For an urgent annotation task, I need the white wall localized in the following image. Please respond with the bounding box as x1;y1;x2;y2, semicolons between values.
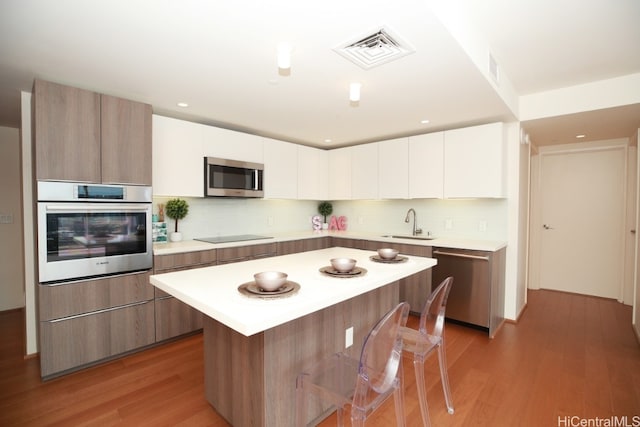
505;122;530;321
634;129;640;338
21;91;38;355
0;125;24;311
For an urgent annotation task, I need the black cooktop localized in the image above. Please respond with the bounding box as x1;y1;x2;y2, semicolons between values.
195;234;273;244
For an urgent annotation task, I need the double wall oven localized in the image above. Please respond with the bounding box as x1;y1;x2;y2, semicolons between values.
37;181;153;283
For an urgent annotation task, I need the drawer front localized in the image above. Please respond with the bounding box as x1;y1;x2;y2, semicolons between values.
39;271;153;321
154;249;217;272
277;237;331;256
39;300;155;378
217;242;277;264
155;296;203;342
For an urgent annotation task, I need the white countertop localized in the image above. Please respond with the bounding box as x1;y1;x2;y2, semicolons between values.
150;247;436;336
153;230;506;255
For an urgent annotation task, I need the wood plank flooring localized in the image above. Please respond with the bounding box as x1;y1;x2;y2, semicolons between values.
1;290;638;426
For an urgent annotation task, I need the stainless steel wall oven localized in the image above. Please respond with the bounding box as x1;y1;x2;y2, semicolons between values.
37;181;153;283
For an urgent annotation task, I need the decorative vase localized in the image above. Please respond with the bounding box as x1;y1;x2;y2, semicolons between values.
170;232;183;242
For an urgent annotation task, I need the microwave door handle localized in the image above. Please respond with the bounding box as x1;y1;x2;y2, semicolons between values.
253;170;258;190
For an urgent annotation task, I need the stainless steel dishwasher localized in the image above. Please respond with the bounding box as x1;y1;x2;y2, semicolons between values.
432;247;492;332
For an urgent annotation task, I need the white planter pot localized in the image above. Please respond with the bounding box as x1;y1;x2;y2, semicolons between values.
170;232;183;242
322;223;329;230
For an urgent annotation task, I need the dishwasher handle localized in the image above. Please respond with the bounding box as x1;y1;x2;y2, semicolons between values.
433;250;489;261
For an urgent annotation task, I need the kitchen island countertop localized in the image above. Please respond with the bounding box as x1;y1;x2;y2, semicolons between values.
150;246;436;336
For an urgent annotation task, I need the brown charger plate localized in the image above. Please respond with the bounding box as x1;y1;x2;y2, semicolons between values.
369;255;409;264
319;266;368;278
238;281;300;299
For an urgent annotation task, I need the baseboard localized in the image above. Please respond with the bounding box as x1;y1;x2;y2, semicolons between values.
504;301;528;325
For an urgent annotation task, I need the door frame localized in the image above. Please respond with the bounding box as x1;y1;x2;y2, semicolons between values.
528;138;632;303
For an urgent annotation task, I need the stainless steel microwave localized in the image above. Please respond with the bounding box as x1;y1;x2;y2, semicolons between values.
204;157;264;197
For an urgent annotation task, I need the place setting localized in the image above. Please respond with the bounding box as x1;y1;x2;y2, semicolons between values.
319;257;367;278
369;248;409;264
238;271;300;299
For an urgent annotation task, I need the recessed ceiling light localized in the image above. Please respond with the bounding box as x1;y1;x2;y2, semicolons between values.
349;83;361;102
324;139;332;143
277;42;291;70
576;134;586;138
420;119;430;124
177;102;189;108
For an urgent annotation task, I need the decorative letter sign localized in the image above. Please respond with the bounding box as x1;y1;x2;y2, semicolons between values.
312;215;322;231
328;215;348;231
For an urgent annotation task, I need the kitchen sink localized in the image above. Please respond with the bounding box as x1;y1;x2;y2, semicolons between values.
381;235;436;241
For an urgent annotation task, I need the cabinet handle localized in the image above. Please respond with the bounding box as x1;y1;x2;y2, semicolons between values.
45;300;152;323
433;250;489;261
219;256;248;263
252;253;275;259
40;269;151;287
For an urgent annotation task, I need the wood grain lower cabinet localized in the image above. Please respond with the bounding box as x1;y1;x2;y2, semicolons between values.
40;300;154;379
154;249;217;271
153;250;217;342
38;271;155;379
276;237;331;255
333;237;432;314
154;295;204;342
217;242;277;264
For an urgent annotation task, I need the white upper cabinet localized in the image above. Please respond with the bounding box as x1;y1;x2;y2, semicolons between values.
298;145;328;200
378;137;408;199
152;115;204;197
328;147;352;200
263;137;298;199
201;125;264;164
443;122;506;198
409;132;444;199
351;143;378;199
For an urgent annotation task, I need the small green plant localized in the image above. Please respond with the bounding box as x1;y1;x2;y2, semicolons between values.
165;198;189;232
318;201;333;223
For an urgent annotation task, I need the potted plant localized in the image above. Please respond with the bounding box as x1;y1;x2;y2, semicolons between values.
165;198;189;242
318;201;333;230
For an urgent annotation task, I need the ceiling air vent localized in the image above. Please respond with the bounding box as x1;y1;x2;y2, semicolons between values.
334;27;415;70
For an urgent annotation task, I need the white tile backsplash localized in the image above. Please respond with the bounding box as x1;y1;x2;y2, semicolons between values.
153;197;508;241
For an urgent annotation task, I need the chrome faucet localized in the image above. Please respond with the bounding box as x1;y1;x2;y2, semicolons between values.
404;208;422;236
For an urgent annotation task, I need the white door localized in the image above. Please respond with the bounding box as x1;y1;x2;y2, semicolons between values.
539;146;626;299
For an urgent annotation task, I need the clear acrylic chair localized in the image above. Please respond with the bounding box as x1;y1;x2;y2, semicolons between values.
400;276;454;427
296;302;410;427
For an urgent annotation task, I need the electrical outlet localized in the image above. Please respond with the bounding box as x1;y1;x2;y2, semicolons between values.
479;220;487;232
267;216;274;226
445;219;453;230
345;326;354;348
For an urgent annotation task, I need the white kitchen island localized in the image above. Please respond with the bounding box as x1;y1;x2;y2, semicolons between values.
150;247;436;426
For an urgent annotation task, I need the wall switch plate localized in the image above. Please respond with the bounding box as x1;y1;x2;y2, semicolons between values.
345;326;354;348
445;219;453;230
479;220;487;232
267;216;274;226
0;214;13;224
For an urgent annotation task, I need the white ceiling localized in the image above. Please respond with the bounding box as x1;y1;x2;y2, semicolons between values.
0;0;639;148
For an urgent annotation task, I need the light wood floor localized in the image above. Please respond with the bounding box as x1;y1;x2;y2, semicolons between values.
1;290;638;426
